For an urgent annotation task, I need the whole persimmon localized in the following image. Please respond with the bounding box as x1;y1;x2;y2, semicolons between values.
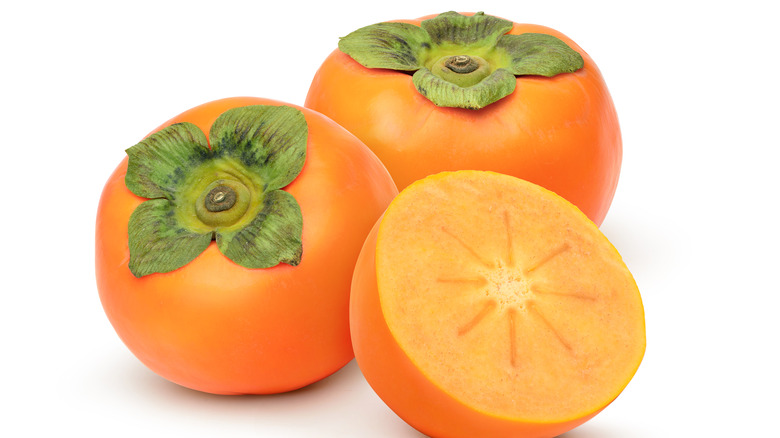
95;97;397;394
350;171;645;438
306;11;621;225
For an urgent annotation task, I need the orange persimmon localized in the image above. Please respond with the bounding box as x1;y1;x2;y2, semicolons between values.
95;97;397;394
306;11;621;225
350;171;645;437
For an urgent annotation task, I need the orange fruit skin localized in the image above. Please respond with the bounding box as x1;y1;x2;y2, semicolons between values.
96;97;398;394
351;222;601;438
305;14;621;226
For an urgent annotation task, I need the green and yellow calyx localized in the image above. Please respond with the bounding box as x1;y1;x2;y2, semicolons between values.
338;11;584;109
124;105;307;278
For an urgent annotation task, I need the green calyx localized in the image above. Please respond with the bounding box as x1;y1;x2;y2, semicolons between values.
124;105;307;278
338;11;584;109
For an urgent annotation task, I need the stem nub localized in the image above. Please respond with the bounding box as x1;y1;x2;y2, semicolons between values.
429;54;491;88
195;179;252;228
205;185;237;212
445;55;479;74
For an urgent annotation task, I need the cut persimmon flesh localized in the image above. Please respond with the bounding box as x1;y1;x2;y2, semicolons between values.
350;171;645;438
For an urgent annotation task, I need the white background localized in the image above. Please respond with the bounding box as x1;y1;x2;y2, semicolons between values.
2;0;778;436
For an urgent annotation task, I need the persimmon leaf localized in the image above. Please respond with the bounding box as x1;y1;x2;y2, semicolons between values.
127;199;213;277
209;105;307;191
413;68;516;109
125;122;210;199
217;190;303;269
498;33;584;77
338;22;431;71
420;11;513;48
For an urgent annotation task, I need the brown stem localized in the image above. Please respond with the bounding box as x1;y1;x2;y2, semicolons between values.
205;185;237;212
445;55;479;74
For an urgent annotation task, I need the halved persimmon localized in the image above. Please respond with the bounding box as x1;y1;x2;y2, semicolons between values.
350;170;645;437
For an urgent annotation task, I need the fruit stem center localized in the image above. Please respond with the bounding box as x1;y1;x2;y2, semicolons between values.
194;179;253;229
205;185;237;212
445;55;479;74
429;54;491;88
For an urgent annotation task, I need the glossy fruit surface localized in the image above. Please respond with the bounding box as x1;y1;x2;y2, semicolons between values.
96;97;397;394
350;170;645;437
306;12;621;225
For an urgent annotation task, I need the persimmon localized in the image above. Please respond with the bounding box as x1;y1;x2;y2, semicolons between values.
350;171;645;437
95;97;397;394
306;11;621;225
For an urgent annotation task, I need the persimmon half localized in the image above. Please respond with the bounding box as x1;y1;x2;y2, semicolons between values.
95;97;397;394
350;171;645;437
306;11;622;225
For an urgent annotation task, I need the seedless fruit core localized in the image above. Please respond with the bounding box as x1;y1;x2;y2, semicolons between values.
481;266;533;309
